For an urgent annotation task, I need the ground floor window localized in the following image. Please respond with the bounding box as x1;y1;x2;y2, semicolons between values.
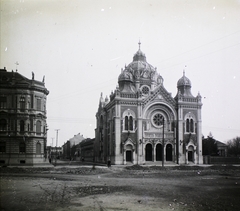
0;119;7;131
0;142;6;153
19;142;26;153
36;142;41;154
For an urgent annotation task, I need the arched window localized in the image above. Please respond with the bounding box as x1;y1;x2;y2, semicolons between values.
190;119;194;133
186;119;190;132
36;142;41;154
0;119;7;131
129;116;133;130
19;142;26;153
20;96;25;111
112;118;115;132
124;116;134;131
0;96;7;108
145;143;153;161
124;116;128;130
123;110;135;132
20;120;25;133
37;98;41;111
36;120;41;135
186;118;194;133
0;142;6;153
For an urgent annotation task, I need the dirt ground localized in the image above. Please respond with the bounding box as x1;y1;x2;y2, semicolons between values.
1;165;240;211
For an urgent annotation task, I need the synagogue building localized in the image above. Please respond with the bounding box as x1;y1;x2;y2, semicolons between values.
95;43;203;165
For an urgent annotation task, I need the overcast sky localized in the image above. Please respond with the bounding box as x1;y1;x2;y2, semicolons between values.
1;0;240;146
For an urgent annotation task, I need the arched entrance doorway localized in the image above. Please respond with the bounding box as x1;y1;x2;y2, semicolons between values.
166;144;172;161
126;151;132;162
145;143;152;161
126;144;133;162
188;146;194;162
156;144;162;161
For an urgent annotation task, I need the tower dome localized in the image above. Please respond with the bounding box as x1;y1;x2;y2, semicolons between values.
118;69;133;82
176;71;193;97
177;71;191;87
133;47;146;62
118;42;162;86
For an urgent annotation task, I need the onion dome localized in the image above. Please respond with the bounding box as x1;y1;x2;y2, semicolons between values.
118;69;133;82
177;71;191;87
118;42;162;85
176;71;193;97
133;47;146;62
118;69;136;93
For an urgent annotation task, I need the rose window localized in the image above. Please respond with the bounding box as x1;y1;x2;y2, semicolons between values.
152;113;164;127
142;86;149;95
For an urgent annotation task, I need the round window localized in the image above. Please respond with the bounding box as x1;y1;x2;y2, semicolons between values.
152;113;164;127
141;86;149;95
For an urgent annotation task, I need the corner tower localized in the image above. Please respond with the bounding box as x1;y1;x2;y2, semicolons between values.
175;71;203;164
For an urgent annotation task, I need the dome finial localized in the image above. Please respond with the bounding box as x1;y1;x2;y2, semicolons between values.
138;40;141;50
183;65;187;76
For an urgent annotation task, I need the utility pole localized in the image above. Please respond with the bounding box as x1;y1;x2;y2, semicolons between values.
55;129;60;166
51;138;54;147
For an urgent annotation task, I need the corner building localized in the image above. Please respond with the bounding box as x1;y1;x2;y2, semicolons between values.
95;44;203;165
0;68;49;165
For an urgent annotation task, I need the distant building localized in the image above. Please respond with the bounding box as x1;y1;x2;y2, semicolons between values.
0;67;49;165
202;133;228;157
215;141;228;157
80;138;95;162
95;43;203;165
46;146;63;161
62;133;85;159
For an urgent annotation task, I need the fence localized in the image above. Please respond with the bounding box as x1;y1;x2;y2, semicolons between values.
203;156;240;164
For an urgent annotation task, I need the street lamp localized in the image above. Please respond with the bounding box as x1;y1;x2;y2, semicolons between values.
161;117;165;167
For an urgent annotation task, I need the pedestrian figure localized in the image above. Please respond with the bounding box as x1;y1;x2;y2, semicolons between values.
107;158;111;167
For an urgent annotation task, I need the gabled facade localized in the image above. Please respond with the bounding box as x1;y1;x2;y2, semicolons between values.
0;67;49;165
95;44;203;165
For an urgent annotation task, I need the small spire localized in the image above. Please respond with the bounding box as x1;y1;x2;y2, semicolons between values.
138;40;141;50
183;65;187;76
15;61;19;71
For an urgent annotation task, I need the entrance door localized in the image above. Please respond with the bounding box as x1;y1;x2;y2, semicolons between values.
145;143;152;161
156;144;162;161
188;151;193;162
166;144;172;161
126;150;132;162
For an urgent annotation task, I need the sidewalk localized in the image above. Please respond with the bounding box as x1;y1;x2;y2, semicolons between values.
3;159;239;168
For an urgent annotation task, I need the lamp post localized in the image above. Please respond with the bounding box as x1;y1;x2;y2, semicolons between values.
162;118;165;167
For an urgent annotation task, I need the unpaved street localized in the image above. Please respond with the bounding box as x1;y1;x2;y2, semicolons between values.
1;165;240;211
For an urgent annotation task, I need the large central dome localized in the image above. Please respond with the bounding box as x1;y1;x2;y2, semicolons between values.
118;42;163;85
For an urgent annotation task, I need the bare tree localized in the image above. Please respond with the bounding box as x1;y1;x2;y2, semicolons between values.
202;132;218;156
227;137;240;157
